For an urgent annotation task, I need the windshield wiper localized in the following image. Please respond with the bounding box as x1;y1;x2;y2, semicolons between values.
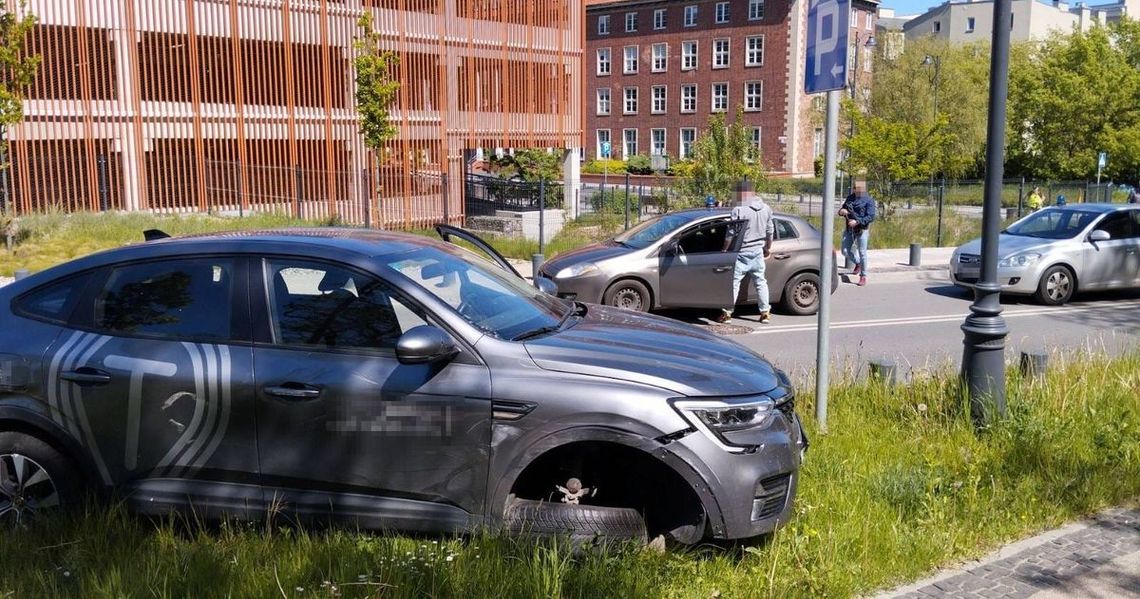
511;302;585;342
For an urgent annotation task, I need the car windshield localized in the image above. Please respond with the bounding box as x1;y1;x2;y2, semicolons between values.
1004;208;1101;239
384;245;571;341
613;212;705;249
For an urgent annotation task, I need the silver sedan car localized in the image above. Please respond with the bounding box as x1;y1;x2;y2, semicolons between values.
537;208;838;315
950;204;1140;305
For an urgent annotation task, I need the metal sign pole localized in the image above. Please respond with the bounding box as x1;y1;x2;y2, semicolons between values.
815;90;840;433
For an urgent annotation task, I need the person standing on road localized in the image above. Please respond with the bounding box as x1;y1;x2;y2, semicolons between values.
1027;186;1044;211
838;180;877;287
1128;184;1140;204
717;178;774;324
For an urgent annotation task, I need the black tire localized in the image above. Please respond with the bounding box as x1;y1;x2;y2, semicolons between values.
0;432;83;527
782;272;821;316
603;279;651;312
504;497;648;543
1035;265;1075;306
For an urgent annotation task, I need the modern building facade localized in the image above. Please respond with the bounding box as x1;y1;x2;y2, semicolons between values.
902;0;1131;44
8;0;583;228
585;0;878;177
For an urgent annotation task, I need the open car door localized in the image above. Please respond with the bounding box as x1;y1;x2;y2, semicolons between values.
435;224;524;279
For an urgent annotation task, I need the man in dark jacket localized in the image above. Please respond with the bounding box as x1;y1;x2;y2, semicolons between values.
839;180;876;286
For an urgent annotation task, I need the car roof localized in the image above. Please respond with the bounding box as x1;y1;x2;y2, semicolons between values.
143;227;436;258
1055;203;1136;213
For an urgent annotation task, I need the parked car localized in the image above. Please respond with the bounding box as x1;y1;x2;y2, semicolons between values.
950;204;1140;305
537;208;839;316
0;227;806;544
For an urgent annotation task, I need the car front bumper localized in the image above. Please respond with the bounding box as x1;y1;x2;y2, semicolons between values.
948;260;1044;295
538;269;611;304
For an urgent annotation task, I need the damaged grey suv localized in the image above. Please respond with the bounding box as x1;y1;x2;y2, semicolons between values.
0;227;806;543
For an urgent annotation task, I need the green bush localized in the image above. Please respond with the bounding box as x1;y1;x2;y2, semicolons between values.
582;159;626;175
589;188;640;215
625;154;654;175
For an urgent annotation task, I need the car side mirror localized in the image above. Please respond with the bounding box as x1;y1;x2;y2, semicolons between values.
534;277;558;296
661;239;679;255
396;326;459;365
1089;229;1111;242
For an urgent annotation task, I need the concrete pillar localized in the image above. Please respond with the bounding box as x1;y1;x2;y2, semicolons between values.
113;28;142;211
563;148;581;219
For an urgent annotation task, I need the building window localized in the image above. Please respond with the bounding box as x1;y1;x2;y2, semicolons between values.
624;87;638;114
863;47;872;72
652;43;668;72
651;129;666;156
712;82;728;112
682;41;698;70
813;127;824;157
681;84;696;113
933;20;941;33
750;128;762;158
749;0;764;20
966;17;975;32
623;128;638;159
746;36;764;66
652;85;666;113
745;81;762;111
1010;13;1015;29
713;39;730;68
680;128;696;159
598;14;610;35
597;48;611;75
866;12;873;29
715;2;729;23
851;8;857;27
684;5;698;27
596;88;611;115
654;8;666;29
625;11;638;32
624;46;639;74
597;129;611;159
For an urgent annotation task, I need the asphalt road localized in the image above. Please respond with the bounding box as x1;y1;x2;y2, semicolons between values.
671;271;1140;382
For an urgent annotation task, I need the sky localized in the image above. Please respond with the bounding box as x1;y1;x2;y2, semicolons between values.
880;0;947;16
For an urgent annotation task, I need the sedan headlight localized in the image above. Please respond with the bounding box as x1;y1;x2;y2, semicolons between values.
674;396;778;453
555;262;600;279
998;252;1042;268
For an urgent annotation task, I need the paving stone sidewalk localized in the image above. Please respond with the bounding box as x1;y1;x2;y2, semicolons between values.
879;508;1140;598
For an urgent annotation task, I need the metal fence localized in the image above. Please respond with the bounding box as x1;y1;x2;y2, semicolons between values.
465;174;562;217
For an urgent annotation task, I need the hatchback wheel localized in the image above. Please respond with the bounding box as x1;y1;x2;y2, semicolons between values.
0;432;82;527
604;280;651;312
783;272;821;316
1035;265;1075;306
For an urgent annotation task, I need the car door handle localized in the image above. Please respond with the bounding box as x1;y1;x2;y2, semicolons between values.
264;384;322;401
60;368;112;386
713;266;732;273
773;253;791;260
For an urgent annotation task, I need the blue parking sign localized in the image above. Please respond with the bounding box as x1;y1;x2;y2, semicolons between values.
601;141;612;158
806;0;850;94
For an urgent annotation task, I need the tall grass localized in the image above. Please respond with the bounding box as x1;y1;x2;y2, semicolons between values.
2;353;1138;598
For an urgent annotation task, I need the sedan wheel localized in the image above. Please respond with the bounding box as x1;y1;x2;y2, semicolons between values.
1036;265;1075;306
604;280;651;312
0;433;80;527
783;272;821;316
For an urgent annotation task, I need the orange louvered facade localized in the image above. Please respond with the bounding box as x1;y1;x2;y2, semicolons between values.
6;0;583;228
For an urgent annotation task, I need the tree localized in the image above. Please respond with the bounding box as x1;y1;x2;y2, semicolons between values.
842;102;950;212
353;13;401;153
674;106;766;206
0;3;40;216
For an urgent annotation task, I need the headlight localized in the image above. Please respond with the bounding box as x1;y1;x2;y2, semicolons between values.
673;396;778;452
998;253;1042;268
555;262;600;278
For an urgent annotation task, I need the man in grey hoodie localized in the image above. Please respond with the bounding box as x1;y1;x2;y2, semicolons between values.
717;178;774;323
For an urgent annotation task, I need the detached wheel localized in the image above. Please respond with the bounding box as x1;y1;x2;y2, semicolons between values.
783;272;821;316
0;432;82;527
1035;265;1075;306
604;279;651;312
504;497;648;543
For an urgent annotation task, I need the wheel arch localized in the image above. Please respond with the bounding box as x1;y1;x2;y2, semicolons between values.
0;405;101;494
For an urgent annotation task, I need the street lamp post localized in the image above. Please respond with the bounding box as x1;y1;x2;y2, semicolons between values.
922;54;942;239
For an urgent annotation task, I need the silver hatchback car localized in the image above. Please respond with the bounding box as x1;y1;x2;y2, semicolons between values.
950;204;1140;305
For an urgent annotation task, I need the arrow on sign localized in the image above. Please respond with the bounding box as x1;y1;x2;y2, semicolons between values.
831;64;844;77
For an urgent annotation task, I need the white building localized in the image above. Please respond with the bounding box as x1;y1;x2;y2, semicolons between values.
902;0;1133;44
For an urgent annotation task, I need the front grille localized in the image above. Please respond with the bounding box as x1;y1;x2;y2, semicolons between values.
751;473;791;521
958;253;981;264
957;276;980;284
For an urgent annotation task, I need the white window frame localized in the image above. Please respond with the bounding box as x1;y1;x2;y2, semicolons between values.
596;88;611;115
684;5;698;27
625;11;638;32
681;40;698;70
713;38;730;69
749;0;764;21
624;45;639;74
750;127;762;158
863;47;872;72
651;85;667;114
651;128;667;156
745;81;763;111
680;128;696;159
712;82;728;112
681;84;697;113
624;87;638;114
596;48;611;76
654;8;666;30
623;128;638;159
596;129;611;159
598;14;610;35
866;11;873;29
813;127;824;157
746;35;764;67
715;2;730;23
652;43;668;72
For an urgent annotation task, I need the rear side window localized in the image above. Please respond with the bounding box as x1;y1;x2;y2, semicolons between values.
93;259;235;341
774;219;798;240
14;273;91;324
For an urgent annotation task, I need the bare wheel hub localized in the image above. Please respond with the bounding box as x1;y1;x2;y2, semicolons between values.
0;453;60;526
614;288;642;310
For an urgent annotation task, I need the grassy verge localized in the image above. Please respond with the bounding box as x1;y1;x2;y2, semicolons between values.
796;207;1016;249
2;353;1138;598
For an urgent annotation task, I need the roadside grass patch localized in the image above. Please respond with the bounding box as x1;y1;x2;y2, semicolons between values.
1;353;1137;598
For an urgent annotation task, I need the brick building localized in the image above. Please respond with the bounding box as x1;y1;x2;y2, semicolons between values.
585;0;877;176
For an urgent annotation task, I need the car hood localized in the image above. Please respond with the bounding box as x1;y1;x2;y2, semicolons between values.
523;305;780;397
957;233;1062;258
542;242;635;276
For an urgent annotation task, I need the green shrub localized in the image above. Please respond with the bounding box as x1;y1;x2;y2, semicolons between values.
625;154;653;175
582;159;626;175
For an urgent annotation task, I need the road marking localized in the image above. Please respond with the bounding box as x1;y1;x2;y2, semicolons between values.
745;300;1140;335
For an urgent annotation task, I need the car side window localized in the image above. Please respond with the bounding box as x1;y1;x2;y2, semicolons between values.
14;273;92;324
266;259;427;351
1095;212;1135;239
774;219;798;240
93;259;234;341
677;222;730;254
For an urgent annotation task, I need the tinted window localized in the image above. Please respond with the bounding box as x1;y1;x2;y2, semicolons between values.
14;273;90;323
678;222;729;254
267;260;427;351
774;219;798;240
1006;209;1099;239
94;259;234;340
1095;212;1138;239
613;212;704;249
